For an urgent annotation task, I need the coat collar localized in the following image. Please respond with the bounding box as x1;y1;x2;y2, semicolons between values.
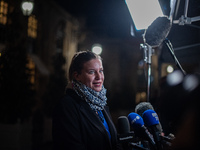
66;88;110;135
66;88;117;147
79;102;110;136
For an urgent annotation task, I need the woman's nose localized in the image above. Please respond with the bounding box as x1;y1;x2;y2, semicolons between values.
95;72;101;79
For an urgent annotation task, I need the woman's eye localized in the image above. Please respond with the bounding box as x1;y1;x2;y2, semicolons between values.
100;70;104;73
89;70;95;74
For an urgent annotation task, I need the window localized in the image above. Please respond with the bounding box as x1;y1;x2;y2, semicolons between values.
26;56;36;88
0;0;8;25
28;15;37;38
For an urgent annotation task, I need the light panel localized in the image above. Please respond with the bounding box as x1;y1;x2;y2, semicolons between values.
125;0;163;30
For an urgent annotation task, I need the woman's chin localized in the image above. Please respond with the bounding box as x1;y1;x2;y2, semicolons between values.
93;87;102;92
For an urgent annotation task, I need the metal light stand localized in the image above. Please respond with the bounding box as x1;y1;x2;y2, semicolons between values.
173;0;200;27
140;44;154;102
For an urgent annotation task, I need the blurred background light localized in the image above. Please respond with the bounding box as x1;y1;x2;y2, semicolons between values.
183;75;199;92
125;0;163;30
21;0;34;16
167;70;184;86
167;65;174;73
92;44;102;55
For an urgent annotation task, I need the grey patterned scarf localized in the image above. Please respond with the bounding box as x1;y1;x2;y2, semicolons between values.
72;80;107;111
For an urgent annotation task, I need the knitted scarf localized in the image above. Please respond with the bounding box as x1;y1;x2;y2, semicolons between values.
72;80;107;111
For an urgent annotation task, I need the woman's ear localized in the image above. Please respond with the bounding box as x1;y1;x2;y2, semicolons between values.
73;72;80;81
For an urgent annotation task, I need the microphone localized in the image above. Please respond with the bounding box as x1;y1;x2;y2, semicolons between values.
135;102;163;134
128;112;156;149
117;116;135;143
143;16;172;48
142;110;159;127
143;110;162;150
118;116;130;134
135;103;175;150
143;110;174;149
135;102;154;117
117;116;140;150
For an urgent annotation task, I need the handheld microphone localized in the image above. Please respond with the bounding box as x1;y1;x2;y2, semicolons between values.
117;116;139;150
142;110;159;127
117;116;135;143
143;110;174;149
135;102;175;149
135;102;163;133
128;112;156;149
143;110;162;150
118;116;130;134
143;16;172;48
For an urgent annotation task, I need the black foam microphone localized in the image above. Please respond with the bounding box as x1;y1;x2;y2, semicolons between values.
143;16;172;47
118;116;130;134
117;116;135;143
117;116;136;150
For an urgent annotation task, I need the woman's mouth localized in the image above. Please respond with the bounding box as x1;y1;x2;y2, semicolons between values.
93;82;102;87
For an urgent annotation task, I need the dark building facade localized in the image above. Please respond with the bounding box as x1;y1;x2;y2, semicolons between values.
0;0;81;149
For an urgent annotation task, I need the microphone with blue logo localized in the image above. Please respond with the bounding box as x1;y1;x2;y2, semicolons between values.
128;112;156;150
143;110;174;150
143;110;162;150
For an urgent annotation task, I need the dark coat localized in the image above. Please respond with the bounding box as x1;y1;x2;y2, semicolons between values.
52;88;122;150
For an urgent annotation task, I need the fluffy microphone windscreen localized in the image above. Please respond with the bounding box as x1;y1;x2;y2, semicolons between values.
143;16;172;47
135;102;163;133
135;102;154;117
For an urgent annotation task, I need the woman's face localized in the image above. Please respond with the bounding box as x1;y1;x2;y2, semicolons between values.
74;58;104;92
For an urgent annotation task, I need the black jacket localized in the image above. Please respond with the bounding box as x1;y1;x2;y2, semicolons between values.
52;88;122;150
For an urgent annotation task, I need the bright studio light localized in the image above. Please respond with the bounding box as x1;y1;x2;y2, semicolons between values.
125;0;163;30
